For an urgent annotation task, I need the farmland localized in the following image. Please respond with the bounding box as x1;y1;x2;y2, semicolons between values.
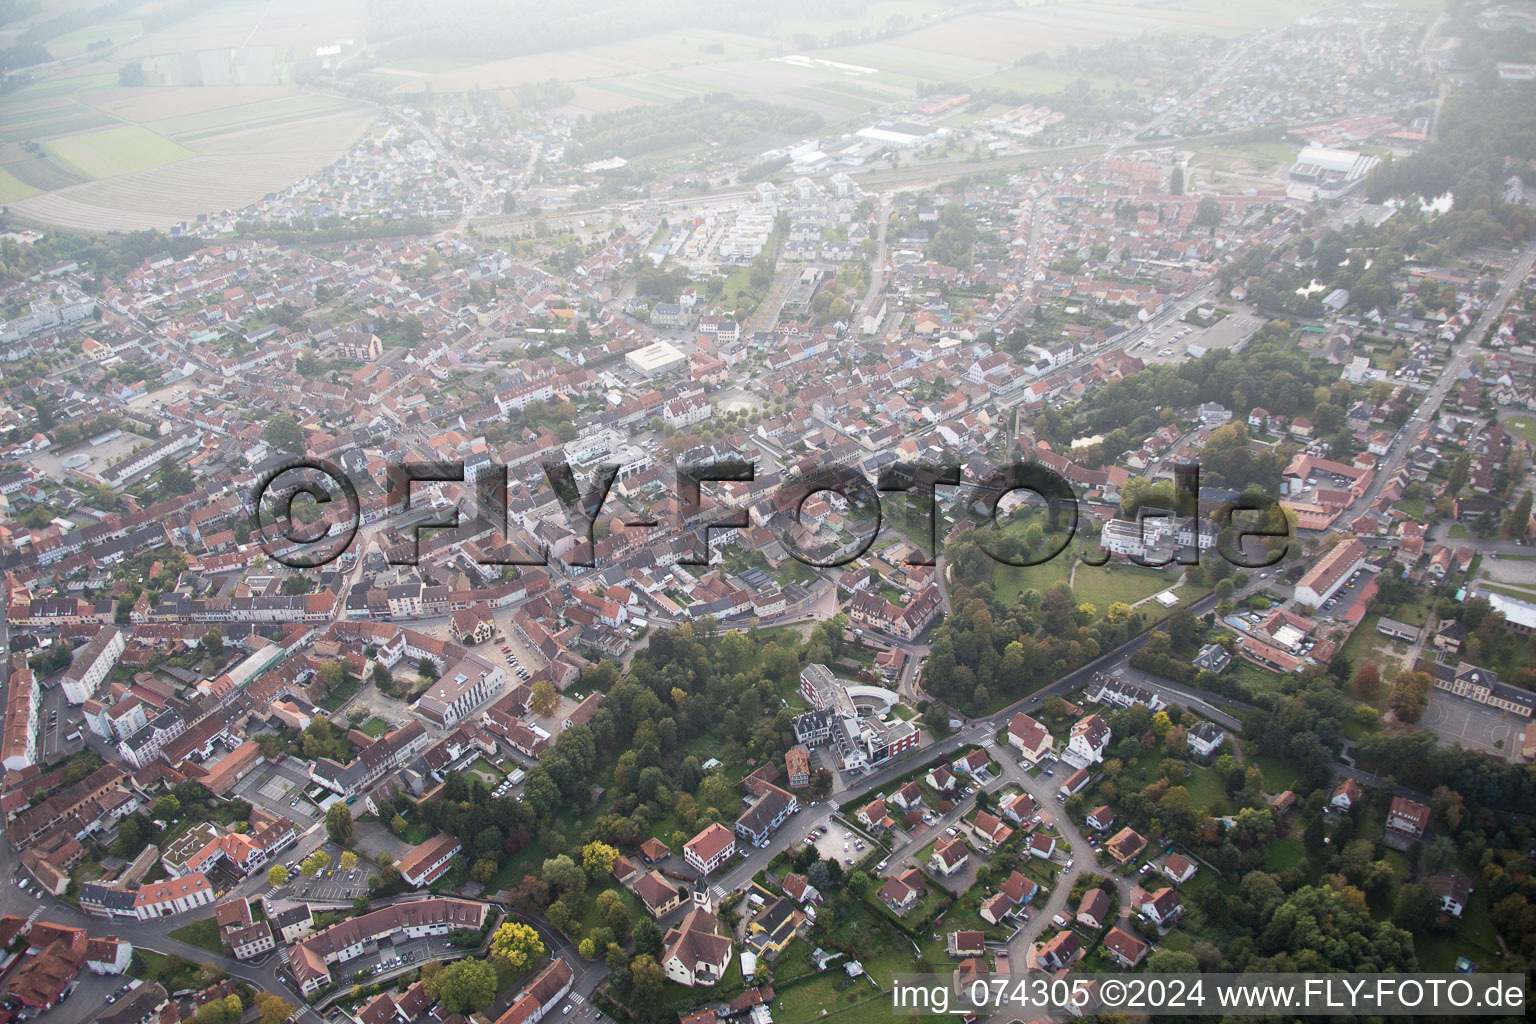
45;126;194;181
387;0;1333;122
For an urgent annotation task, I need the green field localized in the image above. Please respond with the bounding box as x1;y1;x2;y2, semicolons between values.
44;125;194;180
168;915;224;955
45;19;143;57
3;156;89;191
1263;836;1306;872
1504;416;1536;445
1070;561;1179;611
0;166;40;203
359;717;391;738
1250;753;1300;794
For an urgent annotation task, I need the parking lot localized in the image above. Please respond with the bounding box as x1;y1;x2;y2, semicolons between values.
1421;691;1519;759
233;756;320;821
291;864;371;903
338;933;465;984
808;821;883;869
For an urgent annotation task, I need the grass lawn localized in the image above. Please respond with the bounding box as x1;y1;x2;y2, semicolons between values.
1504;415;1536;445
1264;837;1306;872
401;819;435;845
1070;561;1177;611
1182;765;1230;816
991;555;1070;607
1415;889;1503;970
1448;525;1469;539
359;717;390;738
470;756;505;783
168;915;224;955
1340;611;1391;670
1225;659;1289;697
772;975;891;1023
321;674;363;711
1250;753;1300;794
129;949;210;990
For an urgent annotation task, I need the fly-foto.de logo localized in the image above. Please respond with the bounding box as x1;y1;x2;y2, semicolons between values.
247;456;1289;571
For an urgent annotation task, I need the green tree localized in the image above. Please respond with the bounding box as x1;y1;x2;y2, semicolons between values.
267;864;290;887
530;679;559;716
1195;195;1222;228
326;802;355;844
263;413;306;455
630;954;666;1012
254;993;294;1024
1503;490;1533;539
437;958;497;1013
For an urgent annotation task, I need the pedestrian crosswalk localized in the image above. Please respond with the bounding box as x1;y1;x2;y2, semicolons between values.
708;885;727;903
277;948;290;965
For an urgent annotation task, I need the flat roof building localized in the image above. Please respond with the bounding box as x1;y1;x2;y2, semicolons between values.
626;340;687;378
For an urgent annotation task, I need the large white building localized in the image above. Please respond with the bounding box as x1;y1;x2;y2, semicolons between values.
625;340;687;378
412;655;505;728
1294;539;1366;608
61;627;125;704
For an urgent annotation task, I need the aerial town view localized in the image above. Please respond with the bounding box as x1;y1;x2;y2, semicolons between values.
0;0;1534;1022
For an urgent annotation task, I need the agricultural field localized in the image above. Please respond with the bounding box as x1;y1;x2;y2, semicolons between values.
1;75;375;231
388;29;774;96
45;125;194;180
0;166;40;203
389;0;1330;122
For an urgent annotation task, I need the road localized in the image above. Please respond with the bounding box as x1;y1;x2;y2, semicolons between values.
858;194;893;324
1345;240;1536;519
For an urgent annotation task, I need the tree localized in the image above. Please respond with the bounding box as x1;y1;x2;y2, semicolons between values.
254;993;294;1024
471;858;498;884
541;854;585;896
1503;490;1533;539
390;813;409;837
263;413;306;455
582;841;619;878
490;921;545;974
1170;166;1185;195
1445;453;1470;496
203;629;224;658
119;60;146;86
112;816;145;858
1392;882;1440;933
1147;949;1199;973
267;864;290;888
151;794;180;820
633;917;663;958
630;954;666;1012
530;680;559;717
340;850;359;871
1388;669;1432;723
1352;663;1383;701
326;802;355;844
1195;195;1222;228
437;958;498;1013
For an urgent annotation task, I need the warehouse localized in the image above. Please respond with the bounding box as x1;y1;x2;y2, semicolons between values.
626;340;687;378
